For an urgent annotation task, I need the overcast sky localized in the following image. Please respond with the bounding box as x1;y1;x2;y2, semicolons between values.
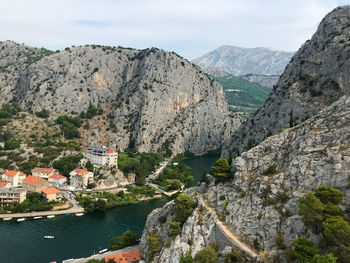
0;0;349;59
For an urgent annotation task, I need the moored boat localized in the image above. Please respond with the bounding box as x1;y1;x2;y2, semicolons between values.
47;215;55;218
17;218;25;222
3;218;12;221
75;213;84;216
44;235;54;239
34;216;42;219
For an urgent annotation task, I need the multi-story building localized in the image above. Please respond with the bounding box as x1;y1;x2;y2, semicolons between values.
31;168;56;179
0;188;27;206
41;188;63;202
85;146;118;167
69;169;94;190
22;176;49;193
48;174;67;186
0;182;11;188
1;170;26;187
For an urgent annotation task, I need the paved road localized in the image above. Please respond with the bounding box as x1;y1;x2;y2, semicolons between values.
71;245;140;263
198;196;262;261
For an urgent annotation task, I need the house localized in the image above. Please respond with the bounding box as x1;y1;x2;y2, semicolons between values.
69;169;94;189
41;188;62;202
86;146;118;167
48;174;67;186
31;168;56;179
1;170;26;187
0;182;11;188
22;175;49;193
0;188;27;206
104;249;142;263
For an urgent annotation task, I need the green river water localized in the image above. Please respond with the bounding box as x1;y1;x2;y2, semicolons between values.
0;154;219;263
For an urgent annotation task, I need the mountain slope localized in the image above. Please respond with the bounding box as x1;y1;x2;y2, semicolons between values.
0;41;243;154
192;46;294;76
223;5;350;155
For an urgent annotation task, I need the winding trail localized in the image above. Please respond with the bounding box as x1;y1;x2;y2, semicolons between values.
198;195;263;261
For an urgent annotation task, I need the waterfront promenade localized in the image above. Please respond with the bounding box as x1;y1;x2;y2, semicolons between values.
0;206;84;219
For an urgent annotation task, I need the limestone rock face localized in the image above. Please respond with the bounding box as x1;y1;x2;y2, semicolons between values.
223;6;350;154
0;41;242;154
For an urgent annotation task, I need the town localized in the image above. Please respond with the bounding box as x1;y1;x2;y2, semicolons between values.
0;144;181;221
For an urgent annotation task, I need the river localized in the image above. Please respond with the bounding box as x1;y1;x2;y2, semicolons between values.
0;154;219;263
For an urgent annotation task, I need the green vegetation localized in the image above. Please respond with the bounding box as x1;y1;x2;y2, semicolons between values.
53;154;83;177
35;109;50;119
224;249;242;263
126;185;156;198
180;251;194;263
169;221;182;237
174;194;195;224
118;151;164;178
76;191;138;212
148;235;162;253
2;192;56;213
80;104;103;119
214;75;270;117
109;230;139;251
194;246;218;263
211;158;231;180
297;186;350;261
153;163;193;191
56;115;81;139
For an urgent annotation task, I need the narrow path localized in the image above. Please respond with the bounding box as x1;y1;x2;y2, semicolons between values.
198;196;262;261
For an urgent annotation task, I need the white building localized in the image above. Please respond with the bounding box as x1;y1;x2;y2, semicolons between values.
85;146;118;167
1;170;26;187
48;174;67;186
69;169;94;189
31;168;56;179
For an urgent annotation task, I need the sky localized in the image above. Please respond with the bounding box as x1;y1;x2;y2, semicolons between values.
0;0;349;60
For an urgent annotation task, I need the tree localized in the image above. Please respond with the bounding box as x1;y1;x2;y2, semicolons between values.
315;186;343;205
194;246;217;263
136;176;146;186
224;249;242;263
35;109;50;119
211;158;231;180
148;235;162;253
109;230;140;251
200;169;210;185
299;192;325;231
292;237;320;263
174;194;195;224
95;199;107;211
168;179;182;190
323;216;350;251
85;160;94;172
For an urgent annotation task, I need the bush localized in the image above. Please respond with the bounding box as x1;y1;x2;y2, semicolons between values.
211;158;231;180
224;249;242;263
315;186;343;205
194;246;218;263
180;251;193;263
148;235;162;253
299;192;324;230
169;221;182;237
310;253;336;263
174;194;195;224
323;216;350;250
292;237;320;263
109;230;139;251
35;109;50;118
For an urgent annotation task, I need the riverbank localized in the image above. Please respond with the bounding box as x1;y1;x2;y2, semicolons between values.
0;207;84;219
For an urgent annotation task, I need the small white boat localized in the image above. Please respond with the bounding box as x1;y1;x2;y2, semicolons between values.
99;248;108;254
47;215;55;219
75;213;84;216
3;218;12;221
17;218;25;222
34;216;42;220
44;235;54;239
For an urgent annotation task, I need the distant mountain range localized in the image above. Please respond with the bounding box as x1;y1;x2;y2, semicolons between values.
192;45;294;76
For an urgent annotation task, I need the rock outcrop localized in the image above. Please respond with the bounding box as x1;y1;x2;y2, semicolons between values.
223;6;350;154
0;41;243;154
241;74;279;89
192;46;293;76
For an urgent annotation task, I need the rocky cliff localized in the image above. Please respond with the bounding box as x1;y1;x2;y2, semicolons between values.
141;95;350;262
192;46;293;76
0;41;242;154
241;74;279;89
223;6;350;154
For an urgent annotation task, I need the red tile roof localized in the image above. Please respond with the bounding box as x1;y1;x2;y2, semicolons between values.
0;182;9;187
4;170;19;177
106;148;117;154
19;172;26;177
49;174;66;180
42;188;61;195
105;249;141;263
23;175;43;185
73;169;90;175
32;168;54;174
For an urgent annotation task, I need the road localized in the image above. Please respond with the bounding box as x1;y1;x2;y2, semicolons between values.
198;196;262;261
71;245;140;263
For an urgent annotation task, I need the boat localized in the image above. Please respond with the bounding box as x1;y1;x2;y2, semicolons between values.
99;248;108;254
17;218;25;222
47;215;55;219
3;217;12;221
44;235;55;239
75;213;84;216
34;216;42;219
62;259;74;263
65;213;71;216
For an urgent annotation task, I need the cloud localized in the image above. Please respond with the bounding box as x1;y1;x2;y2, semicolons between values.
0;0;347;59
